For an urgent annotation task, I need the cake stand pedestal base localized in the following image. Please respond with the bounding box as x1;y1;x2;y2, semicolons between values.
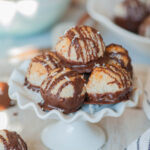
41;120;106;150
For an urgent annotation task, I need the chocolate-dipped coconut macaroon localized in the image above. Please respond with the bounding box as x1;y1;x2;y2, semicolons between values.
40;68;86;114
105;44;133;76
25;51;61;92
139;0;150;13
0;130;28;150
55;25;105;73
114;0;147;33
0;82;14;111
86;64;133;104
138;15;150;37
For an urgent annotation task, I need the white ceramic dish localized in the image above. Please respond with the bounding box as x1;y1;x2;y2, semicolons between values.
8;60;141;124
8;60;141;150
87;0;150;54
0;0;70;36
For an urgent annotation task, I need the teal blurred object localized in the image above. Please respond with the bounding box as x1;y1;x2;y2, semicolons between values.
0;0;70;37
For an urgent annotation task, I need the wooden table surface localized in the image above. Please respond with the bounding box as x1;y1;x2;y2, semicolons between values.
0;62;150;150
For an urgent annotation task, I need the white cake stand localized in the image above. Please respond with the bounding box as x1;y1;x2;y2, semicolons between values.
8;61;141;150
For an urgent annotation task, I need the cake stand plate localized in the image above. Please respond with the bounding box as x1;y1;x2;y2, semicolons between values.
41;121;105;150
8;60;141;150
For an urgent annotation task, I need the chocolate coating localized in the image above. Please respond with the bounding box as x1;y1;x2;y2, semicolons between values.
24;78;40;92
56;25;105;73
25;51;61;91
105;44;133;76
40;68;86;114
60;57;106;73
0;130;27;150
114;0;147;33
0;82;14;111
86;64;133;104
86;88;132;104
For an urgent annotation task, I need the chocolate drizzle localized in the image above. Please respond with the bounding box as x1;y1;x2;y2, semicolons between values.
40;68;85;114
0;130;27;150
56;26;105;65
24;78;40;92
0;134;7;149
43;68;78;92
105;44;133;76
102;65;131;88
86;64;133;104
24;51;60;92
31;51;60;72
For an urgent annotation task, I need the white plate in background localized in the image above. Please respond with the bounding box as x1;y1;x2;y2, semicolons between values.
87;0;150;54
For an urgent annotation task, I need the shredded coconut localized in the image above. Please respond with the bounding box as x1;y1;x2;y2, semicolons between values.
64;76;70;81
51;71;57;76
94;63;100;68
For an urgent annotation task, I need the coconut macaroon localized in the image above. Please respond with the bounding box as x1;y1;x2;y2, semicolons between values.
86;64;133;104
0;130;27;150
40;68;86;114
105;44;132;75
55;25;105;73
25;51;61;92
114;0;147;33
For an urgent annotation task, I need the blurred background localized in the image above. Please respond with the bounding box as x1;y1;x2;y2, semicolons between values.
0;0;150;72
